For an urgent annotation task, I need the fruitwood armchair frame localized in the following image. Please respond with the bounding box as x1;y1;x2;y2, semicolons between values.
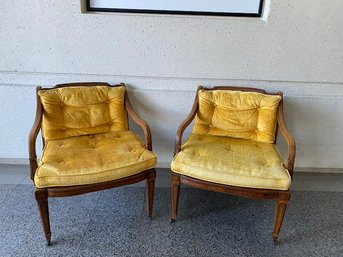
171;86;295;241
29;82;156;245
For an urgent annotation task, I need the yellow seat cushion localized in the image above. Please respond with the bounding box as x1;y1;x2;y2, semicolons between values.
34;131;157;188
193;90;282;143
38;85;128;141
171;133;291;190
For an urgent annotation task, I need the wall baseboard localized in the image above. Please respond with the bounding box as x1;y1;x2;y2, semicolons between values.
1;158;343;174
294;167;343;173
0;158;29;165
0;158;171;168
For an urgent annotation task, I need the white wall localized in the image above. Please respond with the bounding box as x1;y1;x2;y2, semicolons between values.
0;0;342;170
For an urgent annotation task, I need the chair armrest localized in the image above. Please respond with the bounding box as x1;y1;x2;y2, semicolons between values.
124;91;152;151
174;87;201;155
28;87;43;181
277;99;296;177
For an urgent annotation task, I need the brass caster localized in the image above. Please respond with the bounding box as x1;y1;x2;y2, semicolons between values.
272;235;278;244
170;218;176;224
46;239;51;246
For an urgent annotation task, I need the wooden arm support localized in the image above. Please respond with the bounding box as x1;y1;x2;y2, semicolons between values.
277;98;296;177
124;91;153;151
174;87;202;155
28;87;43;180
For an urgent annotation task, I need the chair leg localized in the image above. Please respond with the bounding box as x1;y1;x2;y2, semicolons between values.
273;192;291;241
171;174;181;222
146;170;156;218
35;189;51;246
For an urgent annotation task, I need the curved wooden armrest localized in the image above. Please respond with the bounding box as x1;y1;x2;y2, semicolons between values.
277;99;296;177
28;87;43;180
124;91;152;151
174;87;202;155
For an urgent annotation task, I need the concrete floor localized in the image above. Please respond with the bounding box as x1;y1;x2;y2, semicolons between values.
1;164;343;192
1;164;343;257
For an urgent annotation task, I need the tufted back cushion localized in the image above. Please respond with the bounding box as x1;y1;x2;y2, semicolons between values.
192;90;282;143
38;86;128;141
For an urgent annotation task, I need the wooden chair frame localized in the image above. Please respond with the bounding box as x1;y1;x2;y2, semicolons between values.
171;86;296;241
29;82;156;245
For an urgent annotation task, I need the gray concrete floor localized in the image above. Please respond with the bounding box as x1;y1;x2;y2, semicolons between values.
1;164;343;257
1;164;343;192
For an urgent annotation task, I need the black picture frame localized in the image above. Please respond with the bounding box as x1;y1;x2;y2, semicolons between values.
86;0;264;18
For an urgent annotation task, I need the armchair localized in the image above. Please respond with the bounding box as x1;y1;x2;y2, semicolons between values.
29;82;156;245
171;86;295;241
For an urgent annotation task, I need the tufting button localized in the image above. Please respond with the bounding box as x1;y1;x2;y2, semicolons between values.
61;128;66;131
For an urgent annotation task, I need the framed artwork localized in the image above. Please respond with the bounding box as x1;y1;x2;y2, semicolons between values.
86;0;264;17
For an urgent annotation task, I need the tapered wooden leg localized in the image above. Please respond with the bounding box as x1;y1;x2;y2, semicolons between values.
171;174;181;222
146;170;156;218
35;189;51;246
273;192;291;241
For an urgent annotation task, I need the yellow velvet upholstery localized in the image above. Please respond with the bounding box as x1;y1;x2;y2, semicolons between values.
35;131;157;188
171;133;291;190
193;90;282;143
38;86;128;141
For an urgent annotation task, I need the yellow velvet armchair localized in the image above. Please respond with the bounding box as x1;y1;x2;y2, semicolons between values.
170;86;296;241
29;82;157;245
